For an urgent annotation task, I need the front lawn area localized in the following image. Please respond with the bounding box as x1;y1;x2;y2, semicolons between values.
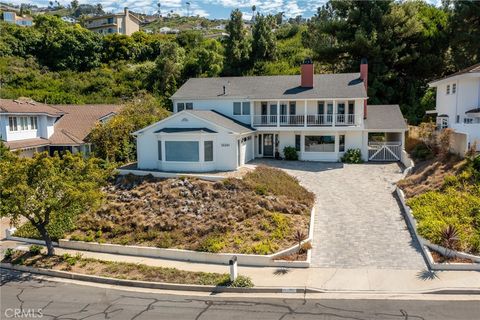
16;166;314;255
400;155;480;255
3;249;253;287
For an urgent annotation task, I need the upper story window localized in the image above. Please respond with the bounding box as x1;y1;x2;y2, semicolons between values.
446;84;450;95
8;116;37;132
452;83;456;94
107;17;114;24
289;101;296;115
348;101;355;114
233;102;250;115
3;12;15;22
177;102;193;112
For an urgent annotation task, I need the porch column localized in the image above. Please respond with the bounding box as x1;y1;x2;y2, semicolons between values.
334;132;339;154
332;100;336;127
199;134;205;162
276;100;280;127
250;101;254;126
304;100;307;127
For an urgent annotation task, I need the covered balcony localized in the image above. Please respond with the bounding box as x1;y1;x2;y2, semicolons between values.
251;100;363;128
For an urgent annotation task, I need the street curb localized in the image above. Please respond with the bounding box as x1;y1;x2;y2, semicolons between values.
0;263;315;294
2;264;480;295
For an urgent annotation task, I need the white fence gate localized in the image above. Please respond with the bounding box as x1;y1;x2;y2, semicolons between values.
368;142;402;162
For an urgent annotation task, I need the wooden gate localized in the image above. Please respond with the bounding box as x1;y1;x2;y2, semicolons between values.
368;142;401;162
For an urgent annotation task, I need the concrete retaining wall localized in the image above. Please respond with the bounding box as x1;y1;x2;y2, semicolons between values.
117;168;226;182
396;187;480;271
8;206;315;268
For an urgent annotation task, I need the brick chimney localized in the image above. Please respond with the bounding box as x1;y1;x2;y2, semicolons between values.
360;58;368;119
301;58;314;88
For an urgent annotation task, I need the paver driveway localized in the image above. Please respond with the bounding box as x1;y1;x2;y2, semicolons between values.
250;159;426;269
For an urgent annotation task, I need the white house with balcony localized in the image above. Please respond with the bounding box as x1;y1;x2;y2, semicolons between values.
1;98;122;157
133;59;408;172
428;63;480;152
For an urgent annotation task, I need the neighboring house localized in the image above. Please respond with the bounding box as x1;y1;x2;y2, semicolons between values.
134;59;408;172
61;16;77;24
0;99;122;157
2;11;33;26
428;63;480;152
159;26;179;34
84;7;140;36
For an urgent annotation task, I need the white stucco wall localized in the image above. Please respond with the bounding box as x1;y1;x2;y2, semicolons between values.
1;114;57;142
434;76;480;122
135;112;251;172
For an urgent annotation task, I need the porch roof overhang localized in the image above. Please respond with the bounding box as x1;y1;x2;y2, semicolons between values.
154;127;217;134
465;108;480;117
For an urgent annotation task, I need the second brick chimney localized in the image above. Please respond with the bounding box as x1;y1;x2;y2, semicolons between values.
360;58;368;119
301;58;314;88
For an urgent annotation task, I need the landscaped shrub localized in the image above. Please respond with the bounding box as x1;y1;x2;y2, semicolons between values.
283;146;298;160
341;149;363;163
228;275;254;288
4;248;14;260
407;188;480;254
198;235;226;253
29;245;43;255
411;143;433;161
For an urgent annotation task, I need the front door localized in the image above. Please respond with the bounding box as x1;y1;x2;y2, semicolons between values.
263;134;274;157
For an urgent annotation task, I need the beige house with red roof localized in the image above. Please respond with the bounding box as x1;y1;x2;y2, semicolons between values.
0;98;122;157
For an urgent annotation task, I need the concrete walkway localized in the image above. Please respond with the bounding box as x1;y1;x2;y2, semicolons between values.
251;160;426;269
2;240;479;293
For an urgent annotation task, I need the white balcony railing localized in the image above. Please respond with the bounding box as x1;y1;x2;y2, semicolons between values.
253;114;360;127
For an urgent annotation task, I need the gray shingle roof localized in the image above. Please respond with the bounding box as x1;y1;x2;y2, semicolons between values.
171;73;367;100
187;110;255;134
364;105;407;131
155;127;217;134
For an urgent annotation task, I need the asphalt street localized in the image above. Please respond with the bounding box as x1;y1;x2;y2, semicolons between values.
1;269;479;320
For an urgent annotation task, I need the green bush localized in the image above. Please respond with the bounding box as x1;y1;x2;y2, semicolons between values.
229;275;254;288
29;245;43;255
283;146;299;160
407;188;480;254
198;235;226;253
341;149;363;164
411;143;433;161
4;248;14;260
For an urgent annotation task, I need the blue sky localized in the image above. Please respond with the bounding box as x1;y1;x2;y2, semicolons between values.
8;0;442;19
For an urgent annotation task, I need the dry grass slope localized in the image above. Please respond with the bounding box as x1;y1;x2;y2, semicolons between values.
68;166;314;255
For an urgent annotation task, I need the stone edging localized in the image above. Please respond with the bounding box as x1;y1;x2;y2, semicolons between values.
0;263;312;294
396;187;480;271
6;206;315;268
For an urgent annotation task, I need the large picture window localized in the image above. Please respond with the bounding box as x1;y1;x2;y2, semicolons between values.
305;135;335;152
204;141;213;161
157;140;162;160
165;141;199;162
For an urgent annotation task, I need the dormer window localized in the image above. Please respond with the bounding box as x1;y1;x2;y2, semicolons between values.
8;116;38;131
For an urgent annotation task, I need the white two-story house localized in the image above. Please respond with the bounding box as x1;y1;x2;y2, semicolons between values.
1;98;121;157
134;59;408;172
428;63;480;152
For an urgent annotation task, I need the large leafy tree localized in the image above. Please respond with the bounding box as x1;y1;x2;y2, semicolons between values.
150;41;186;101
184;38;224;78
0;145;111;255
252;14;277;61
35;15;102;71
87;94;170;163
304;0;449;123
224;9;251;75
448;1;480;70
